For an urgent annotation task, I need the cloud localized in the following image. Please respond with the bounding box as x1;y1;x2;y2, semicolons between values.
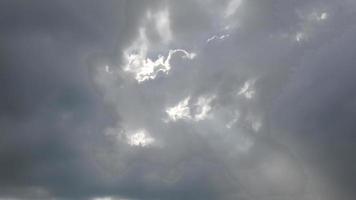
1;0;356;200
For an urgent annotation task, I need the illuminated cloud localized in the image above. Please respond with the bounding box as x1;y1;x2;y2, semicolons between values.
193;95;215;121
293;10;330;43
166;95;215;122
206;35;217;43
317;12;328;21
2;1;355;200
126;129;155;147
238;79;256;99
122;8;195;83
123;28;195;83
206;33;230;43
166;96;192;121
124;48;195;83
295;32;305;42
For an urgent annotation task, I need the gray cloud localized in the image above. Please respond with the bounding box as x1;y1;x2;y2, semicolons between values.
1;0;356;200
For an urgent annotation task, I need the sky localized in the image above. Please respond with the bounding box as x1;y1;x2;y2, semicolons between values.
1;0;356;199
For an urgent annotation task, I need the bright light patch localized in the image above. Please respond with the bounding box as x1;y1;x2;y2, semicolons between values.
294;10;328;43
295;32;304;42
166;95;215;122
125;52;170;83
311;11;328;21
124;33;196;83
219;34;230;40
319;12;328;21
238;79;256;99
127;129;155;147
206;35;217;43
206;34;230;43
123;8;195;83
166;97;191;121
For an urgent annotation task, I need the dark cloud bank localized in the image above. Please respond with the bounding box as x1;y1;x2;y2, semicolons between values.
1;0;356;200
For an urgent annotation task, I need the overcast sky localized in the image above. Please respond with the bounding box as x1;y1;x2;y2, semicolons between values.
1;0;356;199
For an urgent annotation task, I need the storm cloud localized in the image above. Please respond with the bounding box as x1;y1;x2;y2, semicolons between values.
1;0;356;199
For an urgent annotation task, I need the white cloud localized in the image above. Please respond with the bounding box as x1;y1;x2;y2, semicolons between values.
206;35;217;43
310;11;328;22
295;32;305;42
166;96;192;121
219;34;230;40
123;28;195;83
127;129;155;147
206;33;230;43
4;1;355;199
105;126;156;148
293;10;329;43
318;12;328;21
193;95;215;121
122;8;195;83
166;95;215;122
238;79;256;99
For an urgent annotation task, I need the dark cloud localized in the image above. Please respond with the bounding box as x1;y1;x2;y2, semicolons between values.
272;24;356;200
1;0;356;200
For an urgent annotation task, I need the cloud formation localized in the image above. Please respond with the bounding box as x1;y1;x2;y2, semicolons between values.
1;0;356;200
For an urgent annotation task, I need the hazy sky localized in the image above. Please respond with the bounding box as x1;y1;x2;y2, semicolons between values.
1;0;356;199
